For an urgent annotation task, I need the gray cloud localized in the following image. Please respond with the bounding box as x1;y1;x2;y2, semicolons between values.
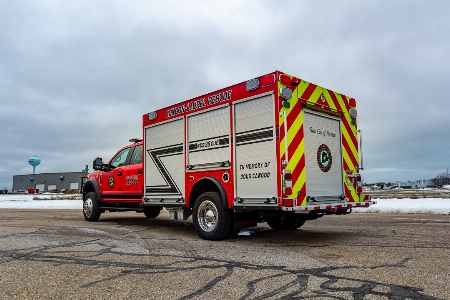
1;0;449;187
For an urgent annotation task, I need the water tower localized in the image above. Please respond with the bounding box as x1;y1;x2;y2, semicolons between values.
28;156;41;174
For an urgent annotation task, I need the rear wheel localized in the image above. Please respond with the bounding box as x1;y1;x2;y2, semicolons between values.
267;214;305;231
83;192;101;221
144;206;162;219
193;192;233;240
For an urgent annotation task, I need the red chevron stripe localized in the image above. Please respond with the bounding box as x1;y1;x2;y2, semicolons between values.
344;184;353;202
279;121;285;143
300;83;317;100
329;90;343;112
287;100;302;126
329;90;358;149
288;125;304;158
297;184;306;206
279;100;301;142
341;117;358;150
342;136;358;169
292;153;305;186
343;157;350;173
341;94;350;111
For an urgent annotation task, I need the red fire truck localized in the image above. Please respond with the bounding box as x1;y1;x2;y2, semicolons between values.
82;71;370;240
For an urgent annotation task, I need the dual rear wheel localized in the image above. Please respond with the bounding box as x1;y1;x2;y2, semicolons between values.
192;192;233;240
266;214;306;231
191;192;306;240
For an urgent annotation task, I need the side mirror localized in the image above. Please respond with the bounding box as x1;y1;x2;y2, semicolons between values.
93;157;104;171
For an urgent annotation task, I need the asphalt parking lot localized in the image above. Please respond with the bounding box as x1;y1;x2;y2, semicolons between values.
0;209;448;299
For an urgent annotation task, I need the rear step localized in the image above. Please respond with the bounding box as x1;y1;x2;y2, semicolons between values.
282;200;374;213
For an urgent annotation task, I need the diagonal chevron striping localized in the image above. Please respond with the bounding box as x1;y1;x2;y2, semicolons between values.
278;72;364;205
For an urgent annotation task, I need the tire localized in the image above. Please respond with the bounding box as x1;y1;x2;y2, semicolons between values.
192;192;233;240
144;206;162;219
83;192;101;221
267;214;305;231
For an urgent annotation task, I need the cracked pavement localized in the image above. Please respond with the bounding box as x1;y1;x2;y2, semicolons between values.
0;210;448;299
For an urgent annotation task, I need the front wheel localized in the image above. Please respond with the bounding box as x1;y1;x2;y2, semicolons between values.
192;192;233;240
83;192;101;221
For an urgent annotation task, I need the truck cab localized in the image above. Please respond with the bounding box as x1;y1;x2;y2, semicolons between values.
82;139;162;220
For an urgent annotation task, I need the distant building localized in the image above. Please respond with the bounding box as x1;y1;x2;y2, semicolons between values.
12;172;87;193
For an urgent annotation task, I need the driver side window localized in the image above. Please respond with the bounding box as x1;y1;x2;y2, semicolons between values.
110;147;131;168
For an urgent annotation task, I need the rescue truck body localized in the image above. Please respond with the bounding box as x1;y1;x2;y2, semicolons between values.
83;71;370;240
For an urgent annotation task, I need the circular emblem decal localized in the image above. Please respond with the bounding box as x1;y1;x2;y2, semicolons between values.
317;144;332;172
108;176;115;187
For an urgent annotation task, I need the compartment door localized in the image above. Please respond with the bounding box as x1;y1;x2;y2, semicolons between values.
187;106;230;169
234;94;277;205
144;118;185;204
303;110;343;200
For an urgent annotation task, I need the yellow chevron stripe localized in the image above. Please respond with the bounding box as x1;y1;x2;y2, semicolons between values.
307;86;323;104
279;80;308;128
344;175;359;202
321;89;338;111
335;93;357;137
341;127;359;163
290;168;306;200
280;110;304;158
287;139;304;172
342;148;356;171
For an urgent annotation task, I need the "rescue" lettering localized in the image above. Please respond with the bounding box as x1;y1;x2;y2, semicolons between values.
167;90;232;118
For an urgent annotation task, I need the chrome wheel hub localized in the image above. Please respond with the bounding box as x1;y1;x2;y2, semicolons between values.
83;197;94;217
197;200;218;232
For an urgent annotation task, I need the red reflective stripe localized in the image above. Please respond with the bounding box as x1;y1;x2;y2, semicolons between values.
292;154;305;185
297;184;307;206
287;100;302;127
341;116;358;150
343;158;350;173
344;184;352;201
299;83;317;100
329;90;359;150
288;125;304;159
342;136;358;169
279;100;301;143
341;94;351;111
328;90;342;112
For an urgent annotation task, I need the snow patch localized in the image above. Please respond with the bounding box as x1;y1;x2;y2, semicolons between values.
354;198;450;214
0;195;81;209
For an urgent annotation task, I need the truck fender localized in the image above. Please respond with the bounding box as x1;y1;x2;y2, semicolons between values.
83;179;100;198
189;177;228;209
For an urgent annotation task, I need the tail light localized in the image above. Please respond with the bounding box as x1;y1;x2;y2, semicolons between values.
349;98;357;108
355;174;362;182
284;172;292;195
348;98;357;120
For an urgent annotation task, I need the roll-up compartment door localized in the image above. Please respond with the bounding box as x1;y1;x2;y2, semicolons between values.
234;94;277;205
303;110;343;200
144;119;184;203
187;106;230;169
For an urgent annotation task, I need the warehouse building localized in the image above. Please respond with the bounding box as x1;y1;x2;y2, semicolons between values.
12;172;87;193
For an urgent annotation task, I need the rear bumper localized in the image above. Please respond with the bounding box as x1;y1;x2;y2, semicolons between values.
281;200;375;213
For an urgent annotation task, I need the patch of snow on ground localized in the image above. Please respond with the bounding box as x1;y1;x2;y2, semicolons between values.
354;198;450;214
0;194;81;209
1;195;450;214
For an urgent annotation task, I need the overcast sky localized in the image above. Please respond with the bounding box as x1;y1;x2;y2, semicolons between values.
1;0;449;188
